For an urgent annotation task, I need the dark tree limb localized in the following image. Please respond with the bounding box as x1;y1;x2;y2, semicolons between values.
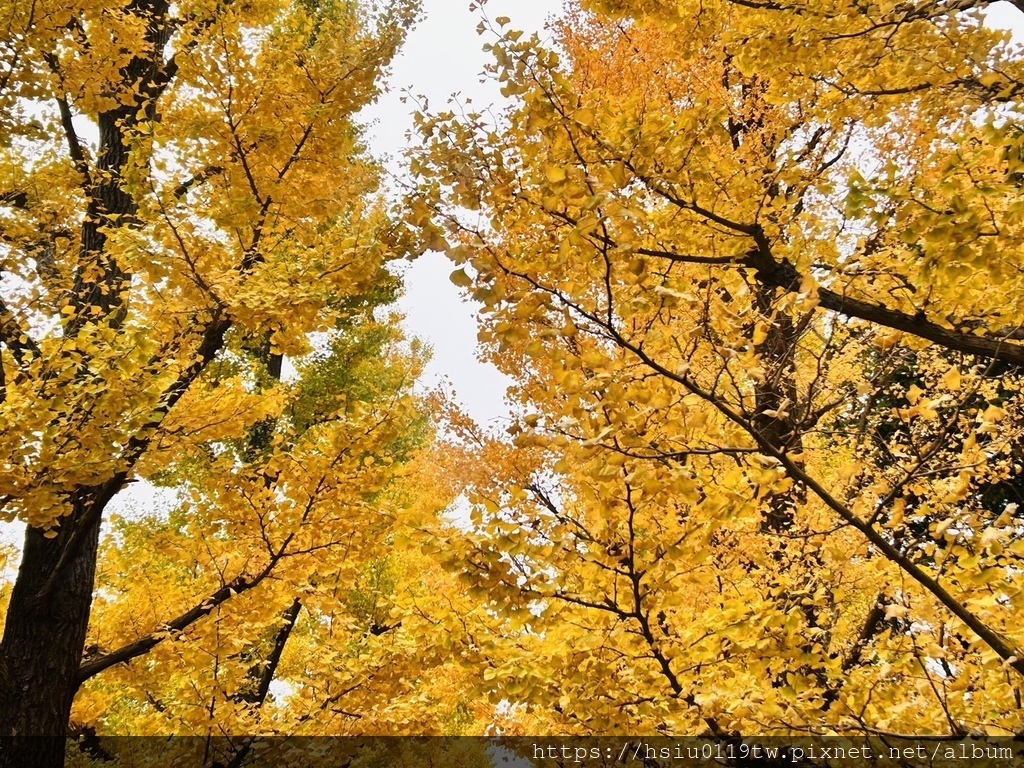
638;239;1024;367
235;598;303;707
0;190;28;208
843;594;889;672
172;165;224;199
77;567;266;686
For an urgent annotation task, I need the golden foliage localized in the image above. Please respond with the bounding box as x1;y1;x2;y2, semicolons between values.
408;0;1024;739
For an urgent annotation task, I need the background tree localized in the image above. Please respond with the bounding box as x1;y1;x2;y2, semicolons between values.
409;0;1024;739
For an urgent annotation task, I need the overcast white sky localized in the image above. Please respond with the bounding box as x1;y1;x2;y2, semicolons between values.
370;0;559;429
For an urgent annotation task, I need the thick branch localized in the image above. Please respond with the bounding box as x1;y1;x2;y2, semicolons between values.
0;191;28;209
34;313;231;605
235;598;302;707
816;284;1024;367
76;563;272;686
42;52;92;186
842;593;888;672
746;227;1024;366
643;242;1024;366
172;165;224;200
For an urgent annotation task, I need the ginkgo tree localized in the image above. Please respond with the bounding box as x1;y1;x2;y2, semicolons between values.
409;0;1024;739
0;0;507;764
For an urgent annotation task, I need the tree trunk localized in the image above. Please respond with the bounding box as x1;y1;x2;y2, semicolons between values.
752;283;804;533
0;494;105;768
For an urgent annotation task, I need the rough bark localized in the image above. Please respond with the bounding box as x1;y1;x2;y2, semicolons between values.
751;283;804;534
0;491;106;767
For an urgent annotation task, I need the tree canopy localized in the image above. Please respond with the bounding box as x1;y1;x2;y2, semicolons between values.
2;0;1024;761
408;0;1024;740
